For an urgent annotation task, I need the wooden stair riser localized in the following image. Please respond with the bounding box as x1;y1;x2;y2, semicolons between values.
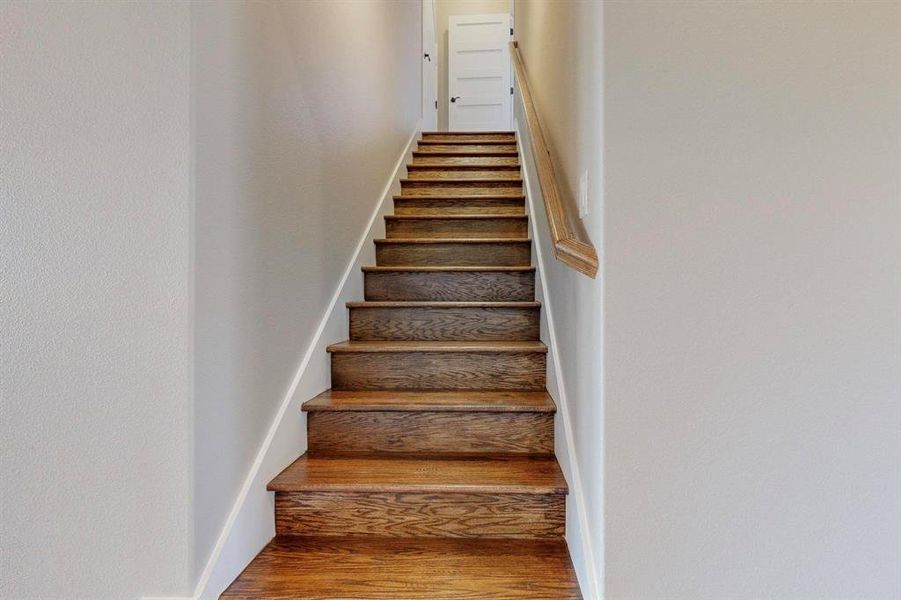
386;216;528;239
401;181;522;194
414;144;518;153
419;136;515;144
349;305;539;341
364;270;535;302
376;241;531;267
413;149;519;158
394;196;525;215
405;170;522;180
307;411;553;454
330;350;546;390
407;160;520;171
422;131;515;140
274;491;564;538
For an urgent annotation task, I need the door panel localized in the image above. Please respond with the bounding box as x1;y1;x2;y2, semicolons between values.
448;14;512;131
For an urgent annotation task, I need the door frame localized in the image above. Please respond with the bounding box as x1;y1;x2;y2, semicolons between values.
421;0;438;131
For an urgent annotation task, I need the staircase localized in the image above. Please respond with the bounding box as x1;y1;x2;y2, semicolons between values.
221;131;582;599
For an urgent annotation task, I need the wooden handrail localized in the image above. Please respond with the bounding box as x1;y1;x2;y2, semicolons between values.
510;41;599;278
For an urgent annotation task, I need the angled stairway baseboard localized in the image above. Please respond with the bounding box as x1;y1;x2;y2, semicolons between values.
515;116;602;599
190;123;423;600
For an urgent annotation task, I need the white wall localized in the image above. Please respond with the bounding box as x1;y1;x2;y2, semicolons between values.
0;2;193;598
513;1;604;597
437;0;511;130
604;2;901;599
192;0;421;591
1;1;420;597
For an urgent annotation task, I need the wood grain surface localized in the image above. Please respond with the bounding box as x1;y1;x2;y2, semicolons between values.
363;266;535;301
375;238;531;267
302;389;556;412
274;491;564;538
268;454;567;494
307;411;554;454
220;536;581;599
348;302;539;341
393;195;525;215
385;215;528;239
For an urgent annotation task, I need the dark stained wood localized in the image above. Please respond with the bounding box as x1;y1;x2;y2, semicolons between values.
375;238;531;267
400;185;523;198
421;133;516;143
412;149;519;158
405;169;522;180
327;341;547;391
221;536;581;599
327;340;547;353
418;139;516;146
393;195;525;215
348;301;539;341
364;266;535;301
413;144;518;153
410;156;520;168
385;215;528;239
400;178;523;192
268;454;566;494
302;390;556;413
308;411;554;454
330;350;545;390
274;492;564;538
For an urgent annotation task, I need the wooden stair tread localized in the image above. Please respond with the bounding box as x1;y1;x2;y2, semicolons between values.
401;177;522;184
347;301;539;308
385;214;527;220
375;237;530;244
303;390;555;413
221;536;580;599
327;340;547;353
268;454;567;494
395;193;525;200
419;139;515;145
423;130;515;135
362;265;535;272
412;150;519;157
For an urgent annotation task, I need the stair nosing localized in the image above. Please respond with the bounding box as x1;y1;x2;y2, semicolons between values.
267;454;567;495
326;340;547;353
303;390;556;414
422;130;515;135
347;301;540;308
362;265;535;272
394;194;525;200
401;177;523;184
385;214;527;221
374;237;531;244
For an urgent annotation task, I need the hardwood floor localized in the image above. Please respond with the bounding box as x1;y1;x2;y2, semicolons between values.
221;131;581;598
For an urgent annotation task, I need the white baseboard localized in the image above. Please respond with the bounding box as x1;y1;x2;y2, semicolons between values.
178;122;422;600
515;117;602;600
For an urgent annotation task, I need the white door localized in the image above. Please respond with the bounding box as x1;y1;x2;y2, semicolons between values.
448;13;512;131
421;0;438;130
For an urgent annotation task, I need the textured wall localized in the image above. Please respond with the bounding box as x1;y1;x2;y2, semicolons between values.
0;2;192;598
513;1;604;596
192;0;421;587
604;2;901;598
